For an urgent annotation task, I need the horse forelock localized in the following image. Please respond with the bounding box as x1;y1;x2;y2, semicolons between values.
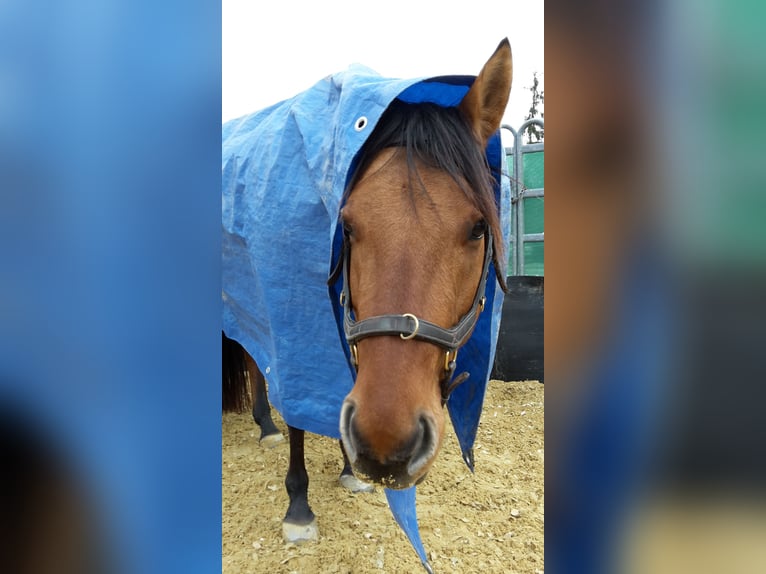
345;99;504;267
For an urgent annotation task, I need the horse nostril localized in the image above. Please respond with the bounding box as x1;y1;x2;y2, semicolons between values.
406;415;437;477
339;401;358;464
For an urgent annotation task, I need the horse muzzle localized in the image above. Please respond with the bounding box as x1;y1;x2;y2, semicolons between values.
339;400;439;489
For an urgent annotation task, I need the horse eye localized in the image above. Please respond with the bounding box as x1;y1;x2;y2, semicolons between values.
342;221;353;237
470;220;487;240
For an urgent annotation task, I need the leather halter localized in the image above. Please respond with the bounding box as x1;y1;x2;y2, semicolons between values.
339;227;494;403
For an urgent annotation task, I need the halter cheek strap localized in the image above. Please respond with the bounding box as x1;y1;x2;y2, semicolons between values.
339;228;494;404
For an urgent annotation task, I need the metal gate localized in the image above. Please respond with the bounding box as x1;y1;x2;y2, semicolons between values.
502;119;544;276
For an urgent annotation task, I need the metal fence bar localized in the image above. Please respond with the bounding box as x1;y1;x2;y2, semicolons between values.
514;130;525;274
509;233;544;244
520;142;544;153
516;158;526;274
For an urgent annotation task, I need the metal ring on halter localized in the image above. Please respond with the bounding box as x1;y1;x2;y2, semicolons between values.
350;343;359;367
399;313;420;340
444;349;458;372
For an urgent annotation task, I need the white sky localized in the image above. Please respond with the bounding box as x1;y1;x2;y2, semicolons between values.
222;0;543;130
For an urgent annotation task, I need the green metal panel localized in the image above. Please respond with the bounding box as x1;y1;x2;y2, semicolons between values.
523;150;544;189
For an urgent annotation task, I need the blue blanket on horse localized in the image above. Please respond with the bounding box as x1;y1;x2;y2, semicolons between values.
222;65;510;565
222;64;509;456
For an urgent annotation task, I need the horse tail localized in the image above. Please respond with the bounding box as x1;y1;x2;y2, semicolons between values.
222;332;251;413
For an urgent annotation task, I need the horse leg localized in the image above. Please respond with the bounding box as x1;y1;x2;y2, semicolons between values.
245;354;284;448
338;440;375;493
282;425;318;543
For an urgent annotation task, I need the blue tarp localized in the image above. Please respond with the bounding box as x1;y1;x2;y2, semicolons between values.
222;64;510;567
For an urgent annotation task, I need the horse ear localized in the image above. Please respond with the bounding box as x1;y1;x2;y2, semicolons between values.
459;38;513;145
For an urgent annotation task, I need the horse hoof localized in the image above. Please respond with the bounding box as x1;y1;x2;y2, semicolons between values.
340;474;375;493
260;433;285;449
282;519;318;543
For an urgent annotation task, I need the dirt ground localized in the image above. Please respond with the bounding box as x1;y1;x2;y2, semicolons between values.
222;380;543;574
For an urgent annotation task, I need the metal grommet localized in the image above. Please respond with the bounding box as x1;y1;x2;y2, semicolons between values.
354;116;368;131
400;313;420;340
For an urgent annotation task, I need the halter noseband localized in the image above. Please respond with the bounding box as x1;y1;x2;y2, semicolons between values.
339;228;494;404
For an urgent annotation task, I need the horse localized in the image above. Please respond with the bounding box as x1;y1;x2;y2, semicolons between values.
222;39;512;548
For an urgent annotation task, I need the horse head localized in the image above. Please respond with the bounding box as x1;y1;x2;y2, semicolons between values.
339;40;512;489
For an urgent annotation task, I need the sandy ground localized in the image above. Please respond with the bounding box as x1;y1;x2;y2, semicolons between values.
222;380;543;573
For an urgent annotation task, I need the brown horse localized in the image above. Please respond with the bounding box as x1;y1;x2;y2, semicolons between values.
223;39;512;544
